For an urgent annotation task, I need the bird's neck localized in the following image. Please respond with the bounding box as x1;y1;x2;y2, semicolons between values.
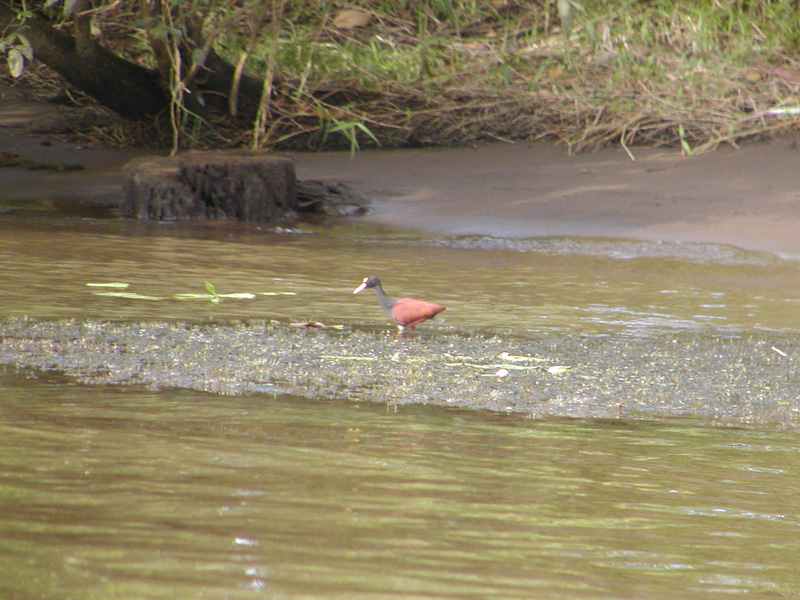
373;282;396;315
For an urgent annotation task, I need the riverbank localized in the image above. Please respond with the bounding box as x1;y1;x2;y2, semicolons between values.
4;83;800;257
291;138;800;259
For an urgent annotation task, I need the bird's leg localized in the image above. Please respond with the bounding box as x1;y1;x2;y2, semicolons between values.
395;325;415;340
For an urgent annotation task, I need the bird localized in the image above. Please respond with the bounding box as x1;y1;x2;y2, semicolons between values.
352;275;446;336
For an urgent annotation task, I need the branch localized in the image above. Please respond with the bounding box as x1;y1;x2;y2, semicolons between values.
0;0;167;118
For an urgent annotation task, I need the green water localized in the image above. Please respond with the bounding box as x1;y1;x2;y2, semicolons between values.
3;217;800;598
1;376;798;599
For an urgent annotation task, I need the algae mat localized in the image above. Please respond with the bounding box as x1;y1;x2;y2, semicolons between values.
1;318;798;426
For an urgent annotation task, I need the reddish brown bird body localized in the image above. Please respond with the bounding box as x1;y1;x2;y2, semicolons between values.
353;276;446;335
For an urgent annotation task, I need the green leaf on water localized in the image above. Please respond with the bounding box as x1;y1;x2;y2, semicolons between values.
91;291;166;301
172;291;256;301
172;293;212;300
171;293;220;302
90;281;258;303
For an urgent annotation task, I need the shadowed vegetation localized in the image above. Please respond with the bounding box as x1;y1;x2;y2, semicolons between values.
1;318;800;426
2;0;800;152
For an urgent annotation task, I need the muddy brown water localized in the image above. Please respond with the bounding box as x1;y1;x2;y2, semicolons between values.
3;216;800;333
2;376;800;599
3;211;800;598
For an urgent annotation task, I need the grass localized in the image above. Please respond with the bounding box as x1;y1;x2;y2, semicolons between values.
8;0;800;153
213;0;800;152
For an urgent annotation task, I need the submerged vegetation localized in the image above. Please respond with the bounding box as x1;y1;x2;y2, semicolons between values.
3;0;800;152
1;318;800;426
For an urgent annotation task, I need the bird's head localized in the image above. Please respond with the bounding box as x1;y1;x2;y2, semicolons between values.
352;275;380;294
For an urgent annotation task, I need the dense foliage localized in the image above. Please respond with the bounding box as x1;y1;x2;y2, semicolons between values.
2;0;800;152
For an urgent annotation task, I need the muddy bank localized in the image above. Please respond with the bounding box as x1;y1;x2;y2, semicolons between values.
4;81;800;257
291;139;800;259
1;318;798;426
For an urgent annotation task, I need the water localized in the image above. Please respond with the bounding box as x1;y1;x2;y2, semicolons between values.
3;215;800;598
1;375;799;599
3;217;800;335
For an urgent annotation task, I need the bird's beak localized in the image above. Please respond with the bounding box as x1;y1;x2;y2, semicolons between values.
352;282;368;294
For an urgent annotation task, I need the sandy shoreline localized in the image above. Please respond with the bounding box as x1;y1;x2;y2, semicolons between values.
3;83;800;257
291;138;800;258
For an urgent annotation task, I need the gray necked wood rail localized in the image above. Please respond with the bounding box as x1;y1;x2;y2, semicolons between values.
352;275;446;336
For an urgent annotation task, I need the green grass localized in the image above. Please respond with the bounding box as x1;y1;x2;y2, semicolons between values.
12;0;800;152
215;0;799;152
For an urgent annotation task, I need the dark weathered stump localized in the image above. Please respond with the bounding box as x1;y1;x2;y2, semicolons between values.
121;152;298;221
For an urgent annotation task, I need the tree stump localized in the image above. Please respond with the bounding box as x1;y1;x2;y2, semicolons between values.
121;152;298;221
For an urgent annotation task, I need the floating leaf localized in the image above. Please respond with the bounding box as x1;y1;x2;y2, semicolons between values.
91;291;166;301
173;284;255;302
172;293;215;300
87;282;130;288
547;365;572;374
260;291;297;296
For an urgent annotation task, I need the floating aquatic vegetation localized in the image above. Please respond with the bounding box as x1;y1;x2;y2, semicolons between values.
172;282;256;303
91;291;168;301
87;281;294;304
1;317;799;426
87;282;168;301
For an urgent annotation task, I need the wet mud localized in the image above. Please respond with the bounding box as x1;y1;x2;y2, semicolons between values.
2;318;798;426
